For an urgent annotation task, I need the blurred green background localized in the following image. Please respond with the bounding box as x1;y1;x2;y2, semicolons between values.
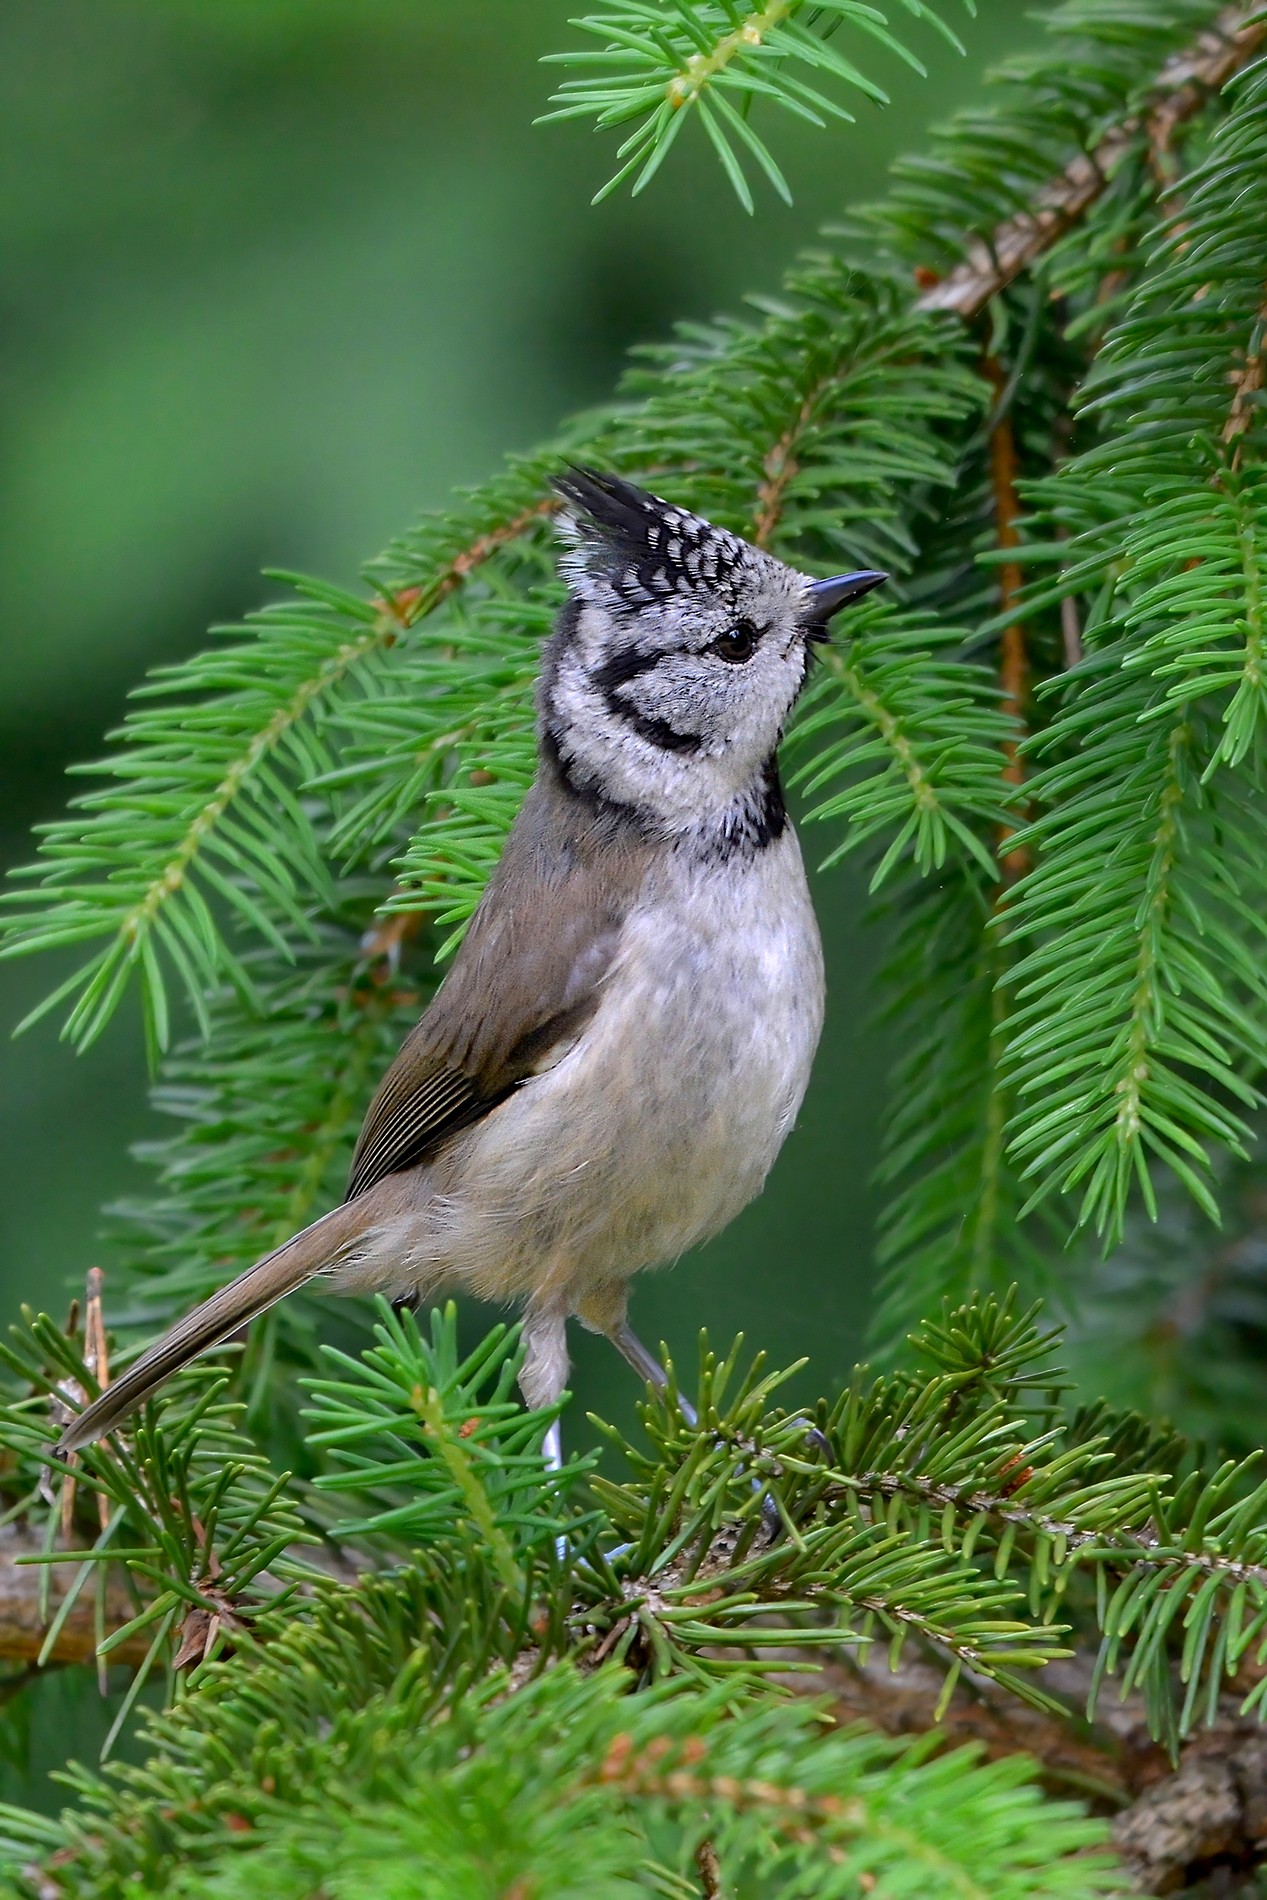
0;0;1041;1427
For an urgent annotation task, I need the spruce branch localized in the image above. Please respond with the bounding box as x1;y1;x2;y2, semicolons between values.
998;45;1267;1238
333;592;550;939
1065;1124;1267;1459
0;470;561;1057
826;1643;1267;1894
374;491;561;620
869;328;1040;1335
9;8;1267;1890
12;1293;1267;1893
849;309;1058;1343
539;1;972;211
359;278;996;944
617;265;979;569
303;1302;591;1565
7;0;1267;1281
4;1665;1117;1900
0;1304;331;1757
789;612;1014;884
913;1;1267;320
7;1293;1267;1888
1224;293;1267;466
1002;699;1267;1237
869;891;1045;1348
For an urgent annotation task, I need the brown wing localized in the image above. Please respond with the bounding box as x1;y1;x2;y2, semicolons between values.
344;1054;492;1201
345;777;653;1202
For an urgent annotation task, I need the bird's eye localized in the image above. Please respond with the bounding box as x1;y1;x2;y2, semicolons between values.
709;620;760;664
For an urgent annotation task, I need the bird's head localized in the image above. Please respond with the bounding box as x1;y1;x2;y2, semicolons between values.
541;467;885;834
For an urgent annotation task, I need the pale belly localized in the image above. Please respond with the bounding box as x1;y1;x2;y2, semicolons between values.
341;830;824;1319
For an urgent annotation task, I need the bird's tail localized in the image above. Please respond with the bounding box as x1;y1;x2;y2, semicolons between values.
55;1198;370;1457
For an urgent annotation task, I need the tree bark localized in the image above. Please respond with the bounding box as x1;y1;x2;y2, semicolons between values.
0;1521;149;1667
819;1648;1267;1894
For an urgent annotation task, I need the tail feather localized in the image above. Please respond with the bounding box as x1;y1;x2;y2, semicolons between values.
55;1200;367;1457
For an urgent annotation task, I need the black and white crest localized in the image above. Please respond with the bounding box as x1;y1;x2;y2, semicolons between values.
552;467;755;613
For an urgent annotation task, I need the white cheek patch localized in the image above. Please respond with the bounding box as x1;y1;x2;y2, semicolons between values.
633;658;738;755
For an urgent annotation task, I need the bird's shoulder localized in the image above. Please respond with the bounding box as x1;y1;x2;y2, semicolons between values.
345;774;655;1199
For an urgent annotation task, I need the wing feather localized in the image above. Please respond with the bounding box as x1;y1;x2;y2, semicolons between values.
345;776;653;1202
346;1065;487;1201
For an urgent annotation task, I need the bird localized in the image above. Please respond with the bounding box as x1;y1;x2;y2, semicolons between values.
56;469;885;1458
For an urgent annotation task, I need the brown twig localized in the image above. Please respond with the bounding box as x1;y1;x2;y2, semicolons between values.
751;370;838;548
915;6;1267;323
0;1526;364;1674
377;497;560;629
0;1515;361;1673
694;1839;725;1898
1223;295;1267;472
844;1461;1267;1594
818;1650;1155;1802
594;1730;864;1848
983;355;1031;879
1059;564;1084;669
54;1269;113;1558
81;1270;110;1538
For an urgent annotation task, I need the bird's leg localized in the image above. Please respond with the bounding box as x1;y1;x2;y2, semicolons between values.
519;1303;570;1411
608;1322;698;1430
599;1313;831;1545
574;1287;698;1428
520;1303;571;1557
520;1300;571;1468
607;1316;827;1535
608;1322;789;1541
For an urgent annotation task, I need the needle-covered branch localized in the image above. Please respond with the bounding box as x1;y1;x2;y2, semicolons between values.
539;0;973;211
911;1;1267;319
5;1292;1267;1893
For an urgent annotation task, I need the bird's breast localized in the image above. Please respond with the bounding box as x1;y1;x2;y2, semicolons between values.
436;825;825;1305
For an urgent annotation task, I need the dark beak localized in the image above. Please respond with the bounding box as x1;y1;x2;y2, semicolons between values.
804;570;888;638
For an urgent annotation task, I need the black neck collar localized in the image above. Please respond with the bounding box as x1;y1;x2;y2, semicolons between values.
539;722;786;860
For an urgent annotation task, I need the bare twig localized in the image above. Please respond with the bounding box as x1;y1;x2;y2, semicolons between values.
1060;574;1084;669
983;356;1031;879
1224;295;1267;472
0;1519;361;1672
695;1838;725;1898
818;1650;1156;1801
81;1270;110;1538
54;1269;112;1555
916;6;1267;322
